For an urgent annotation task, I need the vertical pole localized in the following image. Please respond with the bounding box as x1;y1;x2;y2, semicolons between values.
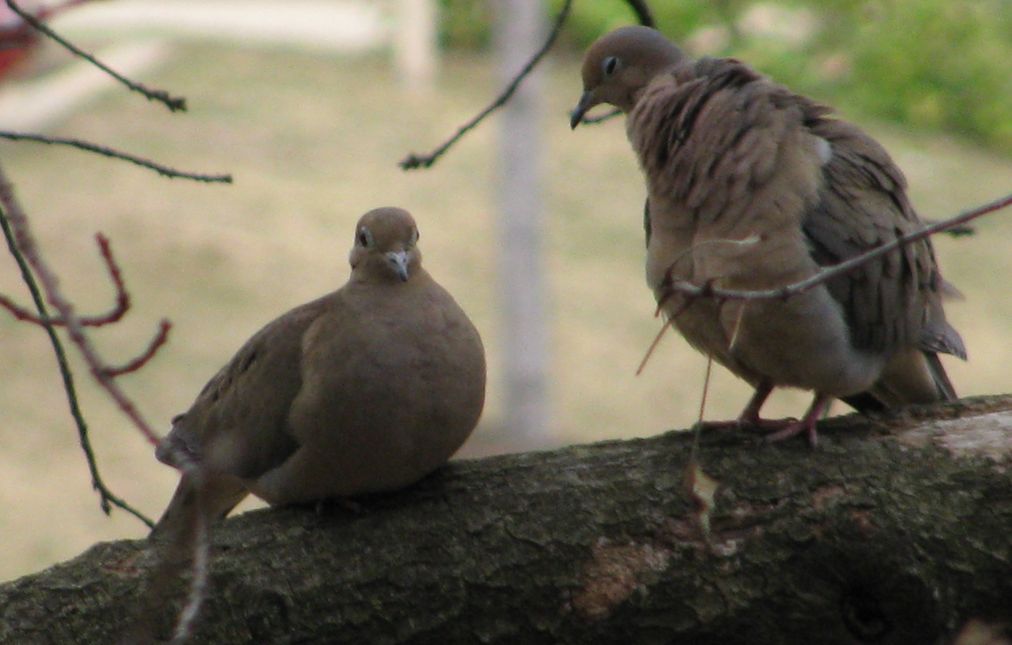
395;0;437;93
493;0;550;446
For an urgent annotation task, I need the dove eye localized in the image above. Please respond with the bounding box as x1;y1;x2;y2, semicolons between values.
357;228;373;248
602;56;619;76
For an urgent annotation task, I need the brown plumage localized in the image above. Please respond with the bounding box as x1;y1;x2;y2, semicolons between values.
152;207;486;536
571;26;965;445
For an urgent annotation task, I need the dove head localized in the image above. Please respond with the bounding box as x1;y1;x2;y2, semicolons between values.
350;207;422;283
571;26;685;128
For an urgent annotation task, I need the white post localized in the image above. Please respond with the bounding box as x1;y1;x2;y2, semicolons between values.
394;0;437;93
493;0;550;446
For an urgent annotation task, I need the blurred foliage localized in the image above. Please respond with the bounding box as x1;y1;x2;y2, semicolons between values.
437;0;1012;152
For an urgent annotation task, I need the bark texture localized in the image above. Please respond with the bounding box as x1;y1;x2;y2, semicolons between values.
1;395;1010;644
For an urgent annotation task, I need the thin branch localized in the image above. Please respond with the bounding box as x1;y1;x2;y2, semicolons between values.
171;478;211;645
102;320;172;377
0;166;164;449
622;0;656;27
657;192;1012;304
399;0;574;170
0;132;232;183
399;0;657;169
0;190;154;528
5;0;187;112
0;233;133;326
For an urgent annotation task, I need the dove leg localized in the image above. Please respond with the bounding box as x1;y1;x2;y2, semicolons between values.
702;381;799;431
763;393;832;447
737;381;776;427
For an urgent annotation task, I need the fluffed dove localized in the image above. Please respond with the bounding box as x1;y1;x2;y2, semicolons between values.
152;207;486;535
570;26;965;445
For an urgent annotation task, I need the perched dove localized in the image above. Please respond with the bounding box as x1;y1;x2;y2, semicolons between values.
152;207;486;535
570;26;965;445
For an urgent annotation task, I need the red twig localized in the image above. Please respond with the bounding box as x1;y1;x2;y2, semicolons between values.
103;320;172;377
0;163;163;449
0;233;132;326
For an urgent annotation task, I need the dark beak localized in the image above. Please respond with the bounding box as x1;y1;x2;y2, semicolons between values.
570;90;594;129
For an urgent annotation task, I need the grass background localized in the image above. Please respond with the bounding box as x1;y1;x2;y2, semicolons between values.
1;42;1010;581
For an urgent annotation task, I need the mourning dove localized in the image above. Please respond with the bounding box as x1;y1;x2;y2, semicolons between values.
152;207;486;535
571;26;965;445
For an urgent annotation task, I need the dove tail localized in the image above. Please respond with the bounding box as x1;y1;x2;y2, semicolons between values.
924;351;958;401
843;349;958;413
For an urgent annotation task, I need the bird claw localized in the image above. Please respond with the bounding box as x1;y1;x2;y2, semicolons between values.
700;416;784;431
763;420;819;448
700;413;819;447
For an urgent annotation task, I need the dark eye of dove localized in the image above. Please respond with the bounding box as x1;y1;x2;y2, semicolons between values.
602;56;619;77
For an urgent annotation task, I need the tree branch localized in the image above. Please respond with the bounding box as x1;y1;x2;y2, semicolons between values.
102;320;172;377
399;0;658;170
621;0;656;27
0;164;163;443
0;132;232;183
1;233;132;327
399;0;574;170
0;199;154;528
657;192;1012;306
1;395;1009;643
5;0;187;112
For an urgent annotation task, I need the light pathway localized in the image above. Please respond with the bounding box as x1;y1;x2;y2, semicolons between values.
0;1;388;131
49;0;387;53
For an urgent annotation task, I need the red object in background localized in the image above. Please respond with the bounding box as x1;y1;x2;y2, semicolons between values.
0;4;40;78
0;1;90;80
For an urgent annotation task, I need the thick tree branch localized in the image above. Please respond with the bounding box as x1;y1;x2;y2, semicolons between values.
2;395;1009;644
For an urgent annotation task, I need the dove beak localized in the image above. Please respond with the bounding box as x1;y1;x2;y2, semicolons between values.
570;90;595;129
387;250;410;282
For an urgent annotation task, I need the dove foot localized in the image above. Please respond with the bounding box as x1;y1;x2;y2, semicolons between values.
762;394;832;448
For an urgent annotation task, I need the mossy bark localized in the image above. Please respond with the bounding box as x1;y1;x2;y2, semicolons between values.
1;395;1010;644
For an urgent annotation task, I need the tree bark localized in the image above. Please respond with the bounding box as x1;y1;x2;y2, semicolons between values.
2;395;1010;644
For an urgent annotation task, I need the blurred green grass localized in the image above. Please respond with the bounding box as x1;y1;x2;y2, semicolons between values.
1;43;1009;581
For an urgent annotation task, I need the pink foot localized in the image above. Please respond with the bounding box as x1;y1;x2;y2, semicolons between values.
762;394;832;448
702;415;797;432
764;417;819;447
704;382;799;433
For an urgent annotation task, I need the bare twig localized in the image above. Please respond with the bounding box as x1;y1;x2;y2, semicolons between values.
0;162;163;455
657;192;1012;304
5;0;187;112
399;0;657;169
399;0;574;170
103;320;172;377
0;190;154;528
0;132;232;183
170;478;211;645
622;0;656;26
0;233;132;326
635;296;693;376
